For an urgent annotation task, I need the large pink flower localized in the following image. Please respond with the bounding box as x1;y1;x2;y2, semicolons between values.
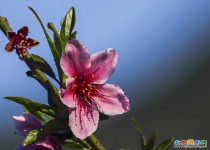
60;40;130;139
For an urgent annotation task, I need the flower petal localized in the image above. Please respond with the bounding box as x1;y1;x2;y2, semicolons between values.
15;136;61;150
86;49;118;84
5;41;15;52
15;143;54;150
7;32;16;40
60;39;90;77
69;105;99;139
13;113;42;136
36;136;61;150
25;38;39;49
60;78;78;108
15;143;36;150
17;26;28;37
94;84;130;116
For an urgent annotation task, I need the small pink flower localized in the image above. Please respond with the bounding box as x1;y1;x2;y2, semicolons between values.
60;39;130;139
13;113;62;150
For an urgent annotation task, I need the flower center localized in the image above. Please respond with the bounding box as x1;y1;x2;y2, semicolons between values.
74;81;99;101
71;75;99;101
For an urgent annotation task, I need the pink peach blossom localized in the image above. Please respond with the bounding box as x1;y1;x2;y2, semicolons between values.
60;40;130;139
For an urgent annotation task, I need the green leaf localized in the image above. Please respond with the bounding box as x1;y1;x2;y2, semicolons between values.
4;96;56;118
30;54;59;83
71;138;91;149
145;129;158;150
131;118;146;149
47;83;61;108
23;130;39;147
71;31;77;39
60;7;76;46
28;7;65;87
63;139;89;150
47;22;63;56
154;138;174;150
24;106;46;123
23;119;69;146
28;7;60;71
0;16;12;36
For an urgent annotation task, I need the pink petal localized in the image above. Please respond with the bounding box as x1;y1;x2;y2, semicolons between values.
60;40;90;77
60;78;78;108
85;49;118;84
69;105;99;139
94;84;130;116
36;136;61;150
13;113;42;136
16;136;61;150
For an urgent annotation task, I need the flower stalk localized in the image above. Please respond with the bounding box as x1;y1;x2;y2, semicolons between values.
86;134;106;150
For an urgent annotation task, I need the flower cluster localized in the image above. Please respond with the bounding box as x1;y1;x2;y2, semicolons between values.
0;5;176;150
1;6;130;150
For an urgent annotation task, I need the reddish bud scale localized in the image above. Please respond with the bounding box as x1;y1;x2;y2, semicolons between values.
5;26;39;58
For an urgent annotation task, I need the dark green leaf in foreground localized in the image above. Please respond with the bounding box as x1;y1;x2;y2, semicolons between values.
63;139;90;150
23;106;46;123
145;129;158;150
4;96;56;118
131;118;146;149
30;54;59;83
23;130;39;147
154;138;174;150
131;118;174;150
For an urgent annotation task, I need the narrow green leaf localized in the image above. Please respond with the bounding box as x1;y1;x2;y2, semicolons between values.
72;137;91;149
28;7;60;68
23;119;69;146
60;7;76;47
145;129;158;150
63;139;89;150
131;118;146;149
28;7;65;87
71;31;77;39
24;53;61;107
4;96;56;118
23;106;46;123
154;138;174;150
23;130;38;147
48;83;61;108
30;54;59;83
47;22;63;56
0;16;12;36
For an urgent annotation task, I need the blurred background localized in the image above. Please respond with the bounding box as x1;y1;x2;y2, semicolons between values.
0;0;210;149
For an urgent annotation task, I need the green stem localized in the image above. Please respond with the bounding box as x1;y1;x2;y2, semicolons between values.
86;134;106;150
